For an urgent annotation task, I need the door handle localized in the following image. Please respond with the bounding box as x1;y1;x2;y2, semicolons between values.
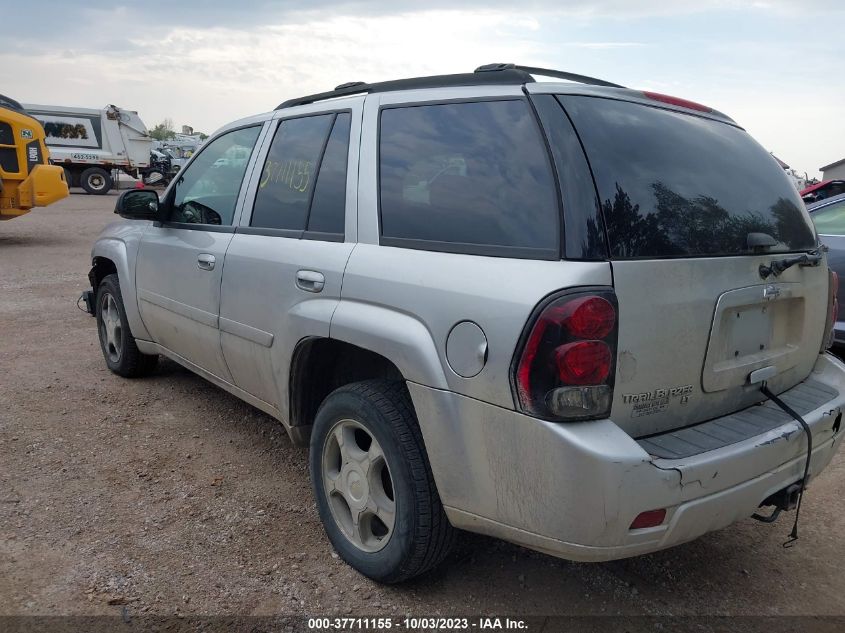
296;270;325;293
197;253;216;271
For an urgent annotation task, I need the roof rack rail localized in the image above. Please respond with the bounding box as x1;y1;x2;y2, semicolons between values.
475;63;624;88
275;68;534;109
275;63;622;109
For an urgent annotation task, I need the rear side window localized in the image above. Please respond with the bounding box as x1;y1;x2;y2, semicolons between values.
251;114;333;232
560;96;817;259
307;113;351;236
251;112;350;238
812;200;845;235
379;100;559;259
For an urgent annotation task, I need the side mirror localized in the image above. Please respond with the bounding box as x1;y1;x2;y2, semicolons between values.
115;189;160;220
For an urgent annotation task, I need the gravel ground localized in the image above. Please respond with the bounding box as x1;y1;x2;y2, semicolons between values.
2;193;845;621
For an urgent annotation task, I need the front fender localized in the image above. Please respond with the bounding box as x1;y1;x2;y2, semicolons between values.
91;222;150;340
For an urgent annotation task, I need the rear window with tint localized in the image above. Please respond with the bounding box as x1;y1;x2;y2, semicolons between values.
560;96;817;259
379;100;559;259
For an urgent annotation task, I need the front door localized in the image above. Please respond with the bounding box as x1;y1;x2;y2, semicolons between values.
136;125;263;380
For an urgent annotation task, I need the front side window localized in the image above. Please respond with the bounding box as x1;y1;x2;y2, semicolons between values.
812;200;845;236
379;100;559;258
170;126;260;226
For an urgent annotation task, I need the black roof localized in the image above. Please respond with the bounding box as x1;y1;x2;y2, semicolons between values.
275;64;623;109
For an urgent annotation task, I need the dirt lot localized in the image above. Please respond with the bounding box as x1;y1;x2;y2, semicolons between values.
2;192;845;621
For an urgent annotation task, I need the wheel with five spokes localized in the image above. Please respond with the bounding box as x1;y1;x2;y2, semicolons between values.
96;274;158;377
310;380;455;583
321;417;396;552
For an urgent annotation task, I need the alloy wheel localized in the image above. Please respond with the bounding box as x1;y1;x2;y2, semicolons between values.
322;418;395;552
99;293;123;364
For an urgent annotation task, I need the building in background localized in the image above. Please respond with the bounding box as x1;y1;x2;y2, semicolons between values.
821;158;845;181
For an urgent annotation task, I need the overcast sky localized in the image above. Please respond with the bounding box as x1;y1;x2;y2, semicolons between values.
3;0;842;177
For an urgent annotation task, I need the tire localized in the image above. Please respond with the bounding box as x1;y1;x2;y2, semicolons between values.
309;380;455;583
80;167;112;195
96;274;158;377
63;167;75;189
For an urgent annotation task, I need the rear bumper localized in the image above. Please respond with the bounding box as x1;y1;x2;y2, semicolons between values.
409;353;845;562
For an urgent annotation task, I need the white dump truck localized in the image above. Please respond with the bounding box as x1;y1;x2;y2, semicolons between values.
22;103;152;194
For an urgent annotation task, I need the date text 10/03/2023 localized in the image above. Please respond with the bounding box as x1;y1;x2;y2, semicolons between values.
307;617;528;630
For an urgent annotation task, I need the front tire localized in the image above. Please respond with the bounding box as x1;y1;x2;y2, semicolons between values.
80;167;112;195
309;380;455;583
63;167;76;189
96;274;158;377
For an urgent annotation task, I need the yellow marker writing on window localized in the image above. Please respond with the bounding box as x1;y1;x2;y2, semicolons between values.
259;158;314;192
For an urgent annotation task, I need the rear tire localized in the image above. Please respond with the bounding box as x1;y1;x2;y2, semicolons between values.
80;167;112;195
309;379;455;583
96;274;158;377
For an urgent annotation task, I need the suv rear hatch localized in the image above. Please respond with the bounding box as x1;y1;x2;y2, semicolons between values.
555;94;826;437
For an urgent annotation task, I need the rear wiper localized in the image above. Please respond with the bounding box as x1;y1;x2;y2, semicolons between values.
759;250;823;280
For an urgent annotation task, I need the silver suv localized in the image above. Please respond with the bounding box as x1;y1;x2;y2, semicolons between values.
85;64;845;582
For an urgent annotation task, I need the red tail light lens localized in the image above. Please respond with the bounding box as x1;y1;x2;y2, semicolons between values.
563;296;615;339
556;341;611;385
642;91;711;113
513;289;618;421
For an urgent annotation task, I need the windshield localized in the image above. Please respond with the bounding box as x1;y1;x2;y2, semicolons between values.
559;96;817;259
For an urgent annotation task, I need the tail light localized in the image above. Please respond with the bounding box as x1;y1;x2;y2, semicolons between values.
824;268;839;350
512;289;618;421
642;91;712;113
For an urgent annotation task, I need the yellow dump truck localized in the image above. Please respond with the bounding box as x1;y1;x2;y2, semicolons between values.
0;94;68;220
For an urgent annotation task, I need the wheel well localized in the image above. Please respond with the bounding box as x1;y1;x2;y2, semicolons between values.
290;338;405;436
89;257;117;293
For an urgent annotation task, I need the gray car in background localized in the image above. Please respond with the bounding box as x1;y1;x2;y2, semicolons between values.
808;192;845;345
84;64;845;582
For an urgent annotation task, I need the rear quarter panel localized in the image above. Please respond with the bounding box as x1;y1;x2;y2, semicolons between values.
344;86;613;406
335;245;612;407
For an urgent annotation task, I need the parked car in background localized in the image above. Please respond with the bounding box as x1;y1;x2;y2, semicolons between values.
808;192;845;346
84;64;845;583
801;179;845;204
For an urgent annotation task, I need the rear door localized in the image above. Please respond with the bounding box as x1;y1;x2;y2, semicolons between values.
537;93;827;437
218;103;360;412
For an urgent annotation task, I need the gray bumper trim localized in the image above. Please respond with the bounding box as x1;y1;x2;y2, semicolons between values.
637;379;838;459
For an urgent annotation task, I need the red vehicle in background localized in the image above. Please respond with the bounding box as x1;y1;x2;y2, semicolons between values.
801;179;845;203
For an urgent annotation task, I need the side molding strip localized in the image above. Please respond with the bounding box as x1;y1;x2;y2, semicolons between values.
138;289;218;329
219;317;275;348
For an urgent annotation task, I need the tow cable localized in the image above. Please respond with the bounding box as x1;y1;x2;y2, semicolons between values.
758;383;812;548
